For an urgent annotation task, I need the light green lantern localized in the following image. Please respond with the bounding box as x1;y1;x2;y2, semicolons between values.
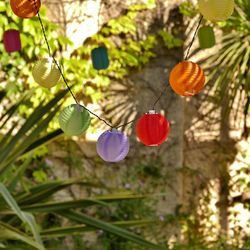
32;57;61;88
198;26;216;49
59;104;91;136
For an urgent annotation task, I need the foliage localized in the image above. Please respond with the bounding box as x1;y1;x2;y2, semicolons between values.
0;0;182;134
181;0;250;137
0;2;68;99
205;0;250;119
0;3;166;244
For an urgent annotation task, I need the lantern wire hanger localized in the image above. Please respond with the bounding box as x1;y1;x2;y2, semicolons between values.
184;15;203;61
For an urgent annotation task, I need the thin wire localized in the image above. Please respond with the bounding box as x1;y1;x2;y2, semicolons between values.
31;0;79;104
80;105;114;129
51;57;79;104
31;1;202;131
184;15;203;61
31;0;51;57
152;84;168;110
116;119;137;129
37;11;52;57
33;0;116;129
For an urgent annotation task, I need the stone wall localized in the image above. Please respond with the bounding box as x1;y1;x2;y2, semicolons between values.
44;0;185;215
43;0;250;245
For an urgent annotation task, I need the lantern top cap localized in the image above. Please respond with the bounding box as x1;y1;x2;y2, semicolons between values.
148;110;156;114
46;57;53;62
5;29;18;32
71;104;84;112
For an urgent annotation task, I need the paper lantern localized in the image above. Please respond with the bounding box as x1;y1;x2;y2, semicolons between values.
10;0;41;18
91;47;109;70
136;110;170;146
59;104;91;136
169;61;205;96
96;130;129;162
3;30;21;53
32;57;61;88
198;26;216;49
198;0;234;21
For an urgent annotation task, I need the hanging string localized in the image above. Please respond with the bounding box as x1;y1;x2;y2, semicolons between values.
184;15;203;61
35;10;115;128
37;11;52;57
116;119;137;129
31;0;116;129
30;1;202;131
31;0;79;105
152;84;168;110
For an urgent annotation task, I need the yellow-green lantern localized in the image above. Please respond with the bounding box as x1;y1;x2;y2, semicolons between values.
59;104;91;136
198;0;235;21
32;57;61;88
198;26;216;49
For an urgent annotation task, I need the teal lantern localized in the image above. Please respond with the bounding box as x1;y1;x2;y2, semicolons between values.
59;104;91;136
198;26;216;49
91;46;109;70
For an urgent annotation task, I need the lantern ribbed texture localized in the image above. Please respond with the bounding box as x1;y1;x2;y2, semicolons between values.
96;130;129;162
3;30;21;53
136;111;170;146
32;57;61;88
59;104;91;136
169;61;205;96
91;47;109;70
198;0;235;21
198;26;216;49
10;0;41;18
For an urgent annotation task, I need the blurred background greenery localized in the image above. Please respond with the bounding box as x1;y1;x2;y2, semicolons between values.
0;0;249;249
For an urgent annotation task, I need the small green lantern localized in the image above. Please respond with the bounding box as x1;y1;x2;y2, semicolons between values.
59;104;90;136
91;46;109;70
198;26;216;49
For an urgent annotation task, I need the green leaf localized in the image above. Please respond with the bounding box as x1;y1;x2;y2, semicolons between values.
58;210;164;250
0;183;44;248
23;129;63;155
4;157;32;192
0;222;44;250
41;219;156;238
19;199;108;213
15;179;101;205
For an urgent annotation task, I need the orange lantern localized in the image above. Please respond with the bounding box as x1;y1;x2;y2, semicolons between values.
169;61;205;96
10;0;41;18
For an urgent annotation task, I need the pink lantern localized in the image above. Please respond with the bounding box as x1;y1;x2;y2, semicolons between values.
3;30;21;53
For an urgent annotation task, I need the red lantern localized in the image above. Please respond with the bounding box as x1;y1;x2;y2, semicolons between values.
3;30;21;53
136;110;170;146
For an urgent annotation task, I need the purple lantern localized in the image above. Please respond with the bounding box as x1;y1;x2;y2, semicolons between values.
3;29;21;53
96;130;129;162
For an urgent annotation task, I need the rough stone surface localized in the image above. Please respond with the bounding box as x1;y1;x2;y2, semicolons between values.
43;0;250;246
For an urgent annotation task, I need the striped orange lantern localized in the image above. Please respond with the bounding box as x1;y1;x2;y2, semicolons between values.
10;0;41;18
169;61;205;96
